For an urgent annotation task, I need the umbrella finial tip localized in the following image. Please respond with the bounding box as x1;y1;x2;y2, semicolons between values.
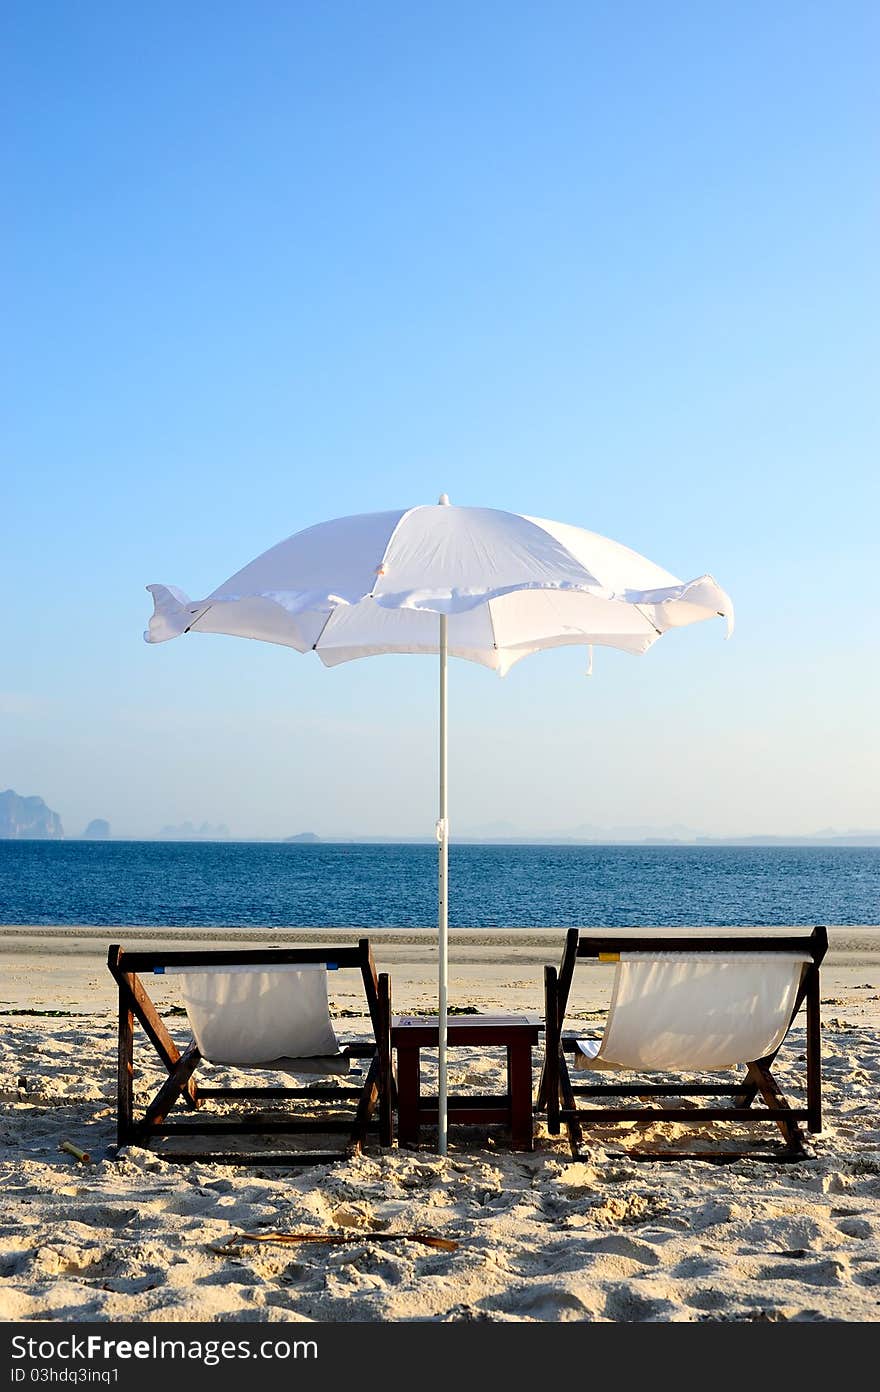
438;492;450;506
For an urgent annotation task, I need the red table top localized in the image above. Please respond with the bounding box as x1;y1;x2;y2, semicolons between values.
391;1014;542;1045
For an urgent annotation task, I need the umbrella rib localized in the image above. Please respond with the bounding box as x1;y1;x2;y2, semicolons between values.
184;605;213;634
373;505;422;588
633;603;662;636
311;610;337;651
487;599;499;651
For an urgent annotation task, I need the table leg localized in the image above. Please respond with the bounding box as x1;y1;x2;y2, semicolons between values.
507;1040;534;1151
396;1045;421;1148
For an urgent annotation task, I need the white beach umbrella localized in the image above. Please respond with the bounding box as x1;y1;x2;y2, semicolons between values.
146;496;733;1154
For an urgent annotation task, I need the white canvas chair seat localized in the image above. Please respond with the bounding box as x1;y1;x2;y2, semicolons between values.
169;964;349;1074
574;952;811;1072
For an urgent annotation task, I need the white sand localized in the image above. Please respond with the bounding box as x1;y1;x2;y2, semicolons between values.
1;926;879;1323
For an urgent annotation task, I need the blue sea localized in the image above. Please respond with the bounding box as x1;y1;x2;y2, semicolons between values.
0;841;878;928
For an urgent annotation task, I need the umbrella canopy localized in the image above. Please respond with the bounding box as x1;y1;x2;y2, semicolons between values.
146;502;733;668
145;499;733;1155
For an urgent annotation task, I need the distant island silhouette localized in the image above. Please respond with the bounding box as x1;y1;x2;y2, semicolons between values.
156;821;230;841
82;819;110;839
0;789;62;839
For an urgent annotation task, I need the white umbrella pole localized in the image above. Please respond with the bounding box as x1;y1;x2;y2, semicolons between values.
437;610;449;1156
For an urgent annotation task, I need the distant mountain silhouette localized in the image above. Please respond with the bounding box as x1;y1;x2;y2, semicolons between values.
82;818;110;839
157;821;230;840
0;789;63;839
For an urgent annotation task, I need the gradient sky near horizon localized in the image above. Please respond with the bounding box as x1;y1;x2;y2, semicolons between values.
2;2;878;840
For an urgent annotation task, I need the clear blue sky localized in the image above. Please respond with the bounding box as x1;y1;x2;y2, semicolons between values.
2;2;877;839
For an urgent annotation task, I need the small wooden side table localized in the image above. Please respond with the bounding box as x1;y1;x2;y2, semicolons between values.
391;1014;542;1151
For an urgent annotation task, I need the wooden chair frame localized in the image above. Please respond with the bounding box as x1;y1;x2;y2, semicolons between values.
108;939;392;1165
539;926;827;1163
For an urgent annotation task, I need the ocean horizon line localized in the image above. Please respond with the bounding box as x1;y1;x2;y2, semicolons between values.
3;835;880;848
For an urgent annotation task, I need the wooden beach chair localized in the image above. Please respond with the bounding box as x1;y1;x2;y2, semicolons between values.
539;927;826;1162
107;939;392;1165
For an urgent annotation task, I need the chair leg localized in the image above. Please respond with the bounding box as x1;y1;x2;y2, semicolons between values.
535;1064;548;1111
544;966;561;1135
747;1061;806;1155
806;967;822;1133
141;1041;202;1135
558;1051;584;1157
351;1056;380;1153
117;990;134;1147
733;1068;759;1110
377;972;393;1147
